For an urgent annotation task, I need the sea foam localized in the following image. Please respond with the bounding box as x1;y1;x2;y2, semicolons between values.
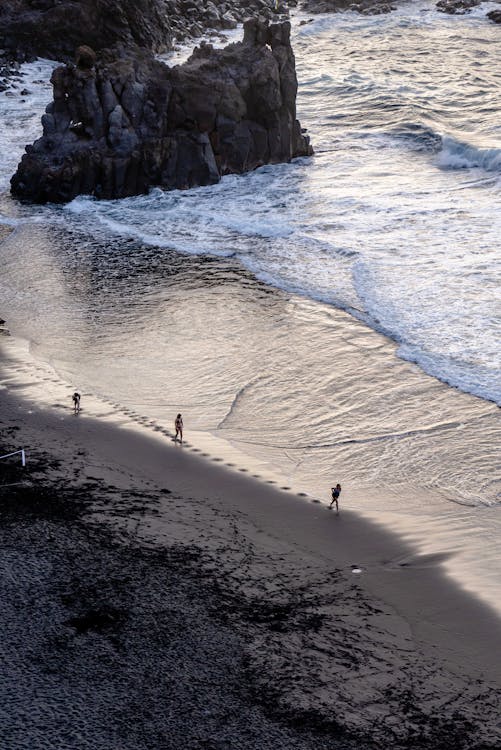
436;135;501;174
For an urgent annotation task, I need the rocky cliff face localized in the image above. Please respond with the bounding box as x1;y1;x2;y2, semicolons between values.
0;0;174;62
0;0;289;63
11;20;313;204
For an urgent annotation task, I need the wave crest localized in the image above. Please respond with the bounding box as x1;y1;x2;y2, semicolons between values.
436;135;501;173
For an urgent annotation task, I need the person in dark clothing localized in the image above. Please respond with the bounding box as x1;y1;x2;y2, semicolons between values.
330;483;341;512
72;392;81;414
174;413;183;443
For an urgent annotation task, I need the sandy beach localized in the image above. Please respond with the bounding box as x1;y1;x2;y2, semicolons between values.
1;331;500;750
1;2;500;747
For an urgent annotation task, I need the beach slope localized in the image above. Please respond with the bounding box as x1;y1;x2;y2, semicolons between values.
1;352;500;749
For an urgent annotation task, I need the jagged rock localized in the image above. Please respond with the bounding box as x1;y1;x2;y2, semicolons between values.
487;9;501;22
11;20;313;204
0;0;289;63
221;11;239;29
300;0;396;12
76;46;97;71
0;0;174;62
436;0;480;13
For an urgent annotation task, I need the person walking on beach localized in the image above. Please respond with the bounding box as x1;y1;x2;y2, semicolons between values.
72;392;81;414
174;413;183;443
330;483;341;512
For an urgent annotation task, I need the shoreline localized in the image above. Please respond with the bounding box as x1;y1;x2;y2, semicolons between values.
1;7;500;743
1;287;501;616
1;334;501;747
0;213;500;621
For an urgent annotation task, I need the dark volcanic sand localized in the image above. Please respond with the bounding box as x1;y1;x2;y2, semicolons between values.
1;408;500;750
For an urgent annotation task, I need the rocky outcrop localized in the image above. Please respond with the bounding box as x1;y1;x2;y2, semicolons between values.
487;9;501;22
168;0;291;45
11;20;313;204
0;0;174;62
0;0;289;63
436;0;480;14
0;50;22;93
299;0;396;14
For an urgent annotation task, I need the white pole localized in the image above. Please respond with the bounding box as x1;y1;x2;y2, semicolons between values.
0;449;27;466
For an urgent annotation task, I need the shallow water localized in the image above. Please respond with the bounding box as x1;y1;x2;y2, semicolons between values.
0;5;500;609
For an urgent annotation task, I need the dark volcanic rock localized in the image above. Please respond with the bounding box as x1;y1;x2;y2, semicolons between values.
0;46;21;92
300;0;396;14
0;0;174;62
11;20;313;204
0;0;289;63
487;9;501;22
436;0;480;13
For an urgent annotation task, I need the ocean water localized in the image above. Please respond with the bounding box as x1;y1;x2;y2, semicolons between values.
0;5;500;606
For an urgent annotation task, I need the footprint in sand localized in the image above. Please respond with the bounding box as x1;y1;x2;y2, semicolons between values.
384;552;450;570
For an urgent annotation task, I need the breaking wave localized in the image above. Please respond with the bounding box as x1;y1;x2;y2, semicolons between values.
436;135;501;173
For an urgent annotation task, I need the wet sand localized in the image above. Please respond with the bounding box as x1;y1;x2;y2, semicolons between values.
1;333;500;748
